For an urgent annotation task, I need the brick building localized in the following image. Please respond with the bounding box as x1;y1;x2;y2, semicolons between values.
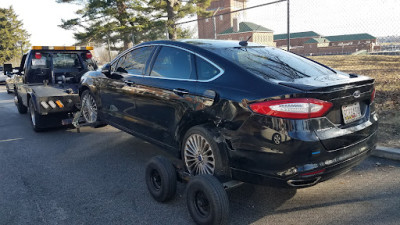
198;0;247;39
274;31;379;56
274;31;321;49
217;21;275;46
197;0;275;46
300;33;380;55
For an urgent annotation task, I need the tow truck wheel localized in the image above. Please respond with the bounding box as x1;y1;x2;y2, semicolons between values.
81;90;106;128
186;175;229;225
16;95;27;114
29;98;45;132
145;156;177;202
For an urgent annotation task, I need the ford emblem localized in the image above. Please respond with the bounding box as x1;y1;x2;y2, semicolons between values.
353;90;361;98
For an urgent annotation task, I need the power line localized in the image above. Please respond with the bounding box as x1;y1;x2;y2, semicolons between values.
175;0;287;25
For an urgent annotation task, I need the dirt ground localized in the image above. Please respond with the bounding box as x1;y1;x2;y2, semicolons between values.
311;55;400;148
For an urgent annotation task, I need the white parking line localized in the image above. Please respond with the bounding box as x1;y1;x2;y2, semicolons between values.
0;99;14;104
0;138;23;143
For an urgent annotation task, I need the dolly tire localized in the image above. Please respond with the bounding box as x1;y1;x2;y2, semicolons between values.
186;175;229;225
145;156;177;202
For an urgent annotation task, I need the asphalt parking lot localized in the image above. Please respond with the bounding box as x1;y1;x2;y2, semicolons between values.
0;85;399;225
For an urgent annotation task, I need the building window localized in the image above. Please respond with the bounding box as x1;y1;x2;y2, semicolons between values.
219;15;223;21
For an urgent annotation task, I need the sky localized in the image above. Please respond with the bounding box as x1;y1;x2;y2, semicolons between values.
1;0;399;47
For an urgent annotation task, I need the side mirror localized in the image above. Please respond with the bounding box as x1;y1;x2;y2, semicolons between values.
3;64;13;74
101;63;111;76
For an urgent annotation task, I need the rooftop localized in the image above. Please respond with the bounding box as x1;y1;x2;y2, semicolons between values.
219;22;273;35
325;33;376;42
274;31;320;40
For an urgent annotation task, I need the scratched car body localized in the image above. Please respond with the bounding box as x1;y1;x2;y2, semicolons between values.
80;39;378;187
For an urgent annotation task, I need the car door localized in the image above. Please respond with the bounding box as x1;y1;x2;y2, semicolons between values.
127;45;199;148
99;46;155;129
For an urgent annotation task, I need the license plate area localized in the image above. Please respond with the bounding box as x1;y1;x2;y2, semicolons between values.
342;102;362;124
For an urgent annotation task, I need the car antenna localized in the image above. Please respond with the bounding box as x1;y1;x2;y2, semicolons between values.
239;35;252;47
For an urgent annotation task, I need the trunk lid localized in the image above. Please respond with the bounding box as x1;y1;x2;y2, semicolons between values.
280;73;376;151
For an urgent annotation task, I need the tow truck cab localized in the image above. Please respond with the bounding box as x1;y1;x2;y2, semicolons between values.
11;46;97;131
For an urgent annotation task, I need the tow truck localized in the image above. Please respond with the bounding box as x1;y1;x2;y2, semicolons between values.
4;46;97;131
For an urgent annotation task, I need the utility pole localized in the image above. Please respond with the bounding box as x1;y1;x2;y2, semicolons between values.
212;8;220;40
287;0;290;52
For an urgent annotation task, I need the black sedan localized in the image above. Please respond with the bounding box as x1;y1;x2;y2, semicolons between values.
80;39;377;188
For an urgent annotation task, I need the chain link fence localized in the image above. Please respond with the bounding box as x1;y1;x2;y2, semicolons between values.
175;0;400;147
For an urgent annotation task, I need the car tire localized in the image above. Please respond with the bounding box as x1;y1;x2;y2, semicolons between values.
145;156;177;202
186;175;229;225
16;95;27;114
29;98;45;132
6;85;11;94
272;133;282;145
182;126;227;177
81;90;106;128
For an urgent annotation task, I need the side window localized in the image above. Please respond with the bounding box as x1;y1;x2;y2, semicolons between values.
150;46;194;79
111;56;123;72
196;56;220;80
115;46;154;75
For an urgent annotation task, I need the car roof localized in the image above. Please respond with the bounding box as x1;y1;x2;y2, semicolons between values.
138;39;263;50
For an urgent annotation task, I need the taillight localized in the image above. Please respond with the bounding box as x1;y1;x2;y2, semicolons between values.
249;98;333;119
35;52;42;59
371;88;376;103
86;52;92;59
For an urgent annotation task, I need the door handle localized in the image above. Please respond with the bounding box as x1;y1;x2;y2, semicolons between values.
124;80;135;86
173;88;189;95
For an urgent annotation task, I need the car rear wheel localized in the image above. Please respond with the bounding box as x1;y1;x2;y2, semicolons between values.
6;85;11;94
182;126;226;177
29;98;45;132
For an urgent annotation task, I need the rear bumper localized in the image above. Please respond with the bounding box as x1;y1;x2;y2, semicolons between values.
229;130;377;188
36;95;80;115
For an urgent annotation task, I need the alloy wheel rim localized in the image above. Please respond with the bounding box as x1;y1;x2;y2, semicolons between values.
184;134;215;175
82;93;97;123
273;134;281;144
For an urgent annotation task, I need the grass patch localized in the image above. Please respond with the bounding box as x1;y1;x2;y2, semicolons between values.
310;55;400;148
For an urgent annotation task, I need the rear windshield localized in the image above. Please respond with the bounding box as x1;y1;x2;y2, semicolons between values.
30;52;97;71
206;46;335;81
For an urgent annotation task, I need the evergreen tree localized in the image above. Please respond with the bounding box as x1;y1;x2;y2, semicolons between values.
0;7;30;65
57;0;165;51
57;0;213;51
138;0;213;40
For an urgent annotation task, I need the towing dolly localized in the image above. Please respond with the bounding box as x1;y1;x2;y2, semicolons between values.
145;155;243;225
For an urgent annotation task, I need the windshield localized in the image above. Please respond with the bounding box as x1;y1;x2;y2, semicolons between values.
206;46;335;82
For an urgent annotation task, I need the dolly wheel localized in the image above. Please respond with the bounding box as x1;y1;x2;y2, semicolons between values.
186;175;229;225
145;156;177;202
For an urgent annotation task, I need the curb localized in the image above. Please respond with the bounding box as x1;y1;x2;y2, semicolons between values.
372;146;400;161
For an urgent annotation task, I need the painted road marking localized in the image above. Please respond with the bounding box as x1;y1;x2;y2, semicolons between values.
0;100;14;104
0;138;23;143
